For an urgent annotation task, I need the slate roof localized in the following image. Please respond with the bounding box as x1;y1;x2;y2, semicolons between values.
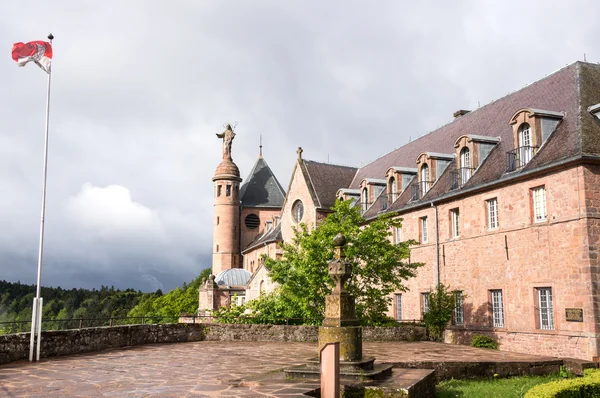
302;160;358;210
242;223;282;254
240;157;286;208
354;62;600;218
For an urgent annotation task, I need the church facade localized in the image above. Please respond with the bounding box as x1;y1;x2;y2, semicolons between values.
200;62;600;362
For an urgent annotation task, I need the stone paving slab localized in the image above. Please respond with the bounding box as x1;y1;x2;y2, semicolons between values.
0;341;561;397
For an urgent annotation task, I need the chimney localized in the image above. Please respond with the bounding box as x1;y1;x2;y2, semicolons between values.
453;109;471;119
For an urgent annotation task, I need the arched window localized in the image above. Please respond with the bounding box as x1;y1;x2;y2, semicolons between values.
460;147;471;183
362;188;369;212
420;164;430;194
389;176;397;203
518;123;533;165
259;280;264;296
292;200;304;223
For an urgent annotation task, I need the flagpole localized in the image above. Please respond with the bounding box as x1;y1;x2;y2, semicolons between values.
29;33;53;362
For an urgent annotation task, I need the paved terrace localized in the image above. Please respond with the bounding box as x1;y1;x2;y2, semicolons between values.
0;341;561;397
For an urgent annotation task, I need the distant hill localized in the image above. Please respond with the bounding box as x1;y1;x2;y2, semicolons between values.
0;268;210;334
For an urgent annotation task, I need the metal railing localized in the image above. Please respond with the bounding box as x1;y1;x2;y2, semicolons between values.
411;181;432;201
450;167;475;189
506;145;538;172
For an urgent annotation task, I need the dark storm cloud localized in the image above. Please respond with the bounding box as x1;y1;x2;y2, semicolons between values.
0;0;598;291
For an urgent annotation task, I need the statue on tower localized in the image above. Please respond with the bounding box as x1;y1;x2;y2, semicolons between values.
216;124;236;160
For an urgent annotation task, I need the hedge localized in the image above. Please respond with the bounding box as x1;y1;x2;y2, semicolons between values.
525;369;600;398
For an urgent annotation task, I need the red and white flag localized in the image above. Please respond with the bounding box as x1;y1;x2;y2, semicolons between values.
11;41;52;73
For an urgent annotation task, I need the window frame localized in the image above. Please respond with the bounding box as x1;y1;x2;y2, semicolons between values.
420;216;429;244
389;176;397;202
487;198;499;230
421;292;430;315
537;287;554;330
421;164;430;194
395;226;402;245
532;186;547;223
395;294;402;321
490;289;505;328
292;200;304;223
450;208;460;238
453;291;464;326
362;187;369;212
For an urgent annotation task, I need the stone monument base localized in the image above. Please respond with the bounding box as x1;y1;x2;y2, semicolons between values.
284;357;393;380
318;326;362;362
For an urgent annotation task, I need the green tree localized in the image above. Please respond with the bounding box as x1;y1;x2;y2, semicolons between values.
264;199;422;325
422;283;458;341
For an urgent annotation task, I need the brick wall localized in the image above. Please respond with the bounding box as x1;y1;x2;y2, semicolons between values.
281;161;318;242
240;208;281;251
245;263;280;301
388;165;600;361
242;241;279;274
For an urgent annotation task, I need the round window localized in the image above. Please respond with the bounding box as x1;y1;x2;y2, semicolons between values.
245;214;260;229
292;200;304;223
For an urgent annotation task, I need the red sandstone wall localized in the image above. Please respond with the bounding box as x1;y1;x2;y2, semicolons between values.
239;208;281;251
281;162;318;242
212;179;241;274
388;165;599;360
243;241;279;274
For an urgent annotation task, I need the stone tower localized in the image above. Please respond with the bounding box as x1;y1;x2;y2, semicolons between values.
212;124;242;275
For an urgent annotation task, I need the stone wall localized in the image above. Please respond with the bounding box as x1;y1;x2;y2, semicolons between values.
0;324;205;365
389;165;600;361
0;323;425;365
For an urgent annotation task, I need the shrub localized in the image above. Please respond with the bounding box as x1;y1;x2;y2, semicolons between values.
470;334;498;349
524;368;600;397
422;284;457;341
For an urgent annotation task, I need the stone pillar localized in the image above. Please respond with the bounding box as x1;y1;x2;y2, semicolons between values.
318;234;363;362
198;275;218;314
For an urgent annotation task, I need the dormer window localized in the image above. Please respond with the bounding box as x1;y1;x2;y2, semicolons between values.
414;152;454;199
508;108;563;172
452;135;499;189
336;188;360;203
459;147;471;183
389;176;397;202
420;164;430;195
358;178;386;214
385;167;417;205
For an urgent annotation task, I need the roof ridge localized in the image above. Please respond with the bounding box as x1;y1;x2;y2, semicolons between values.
303;158;358;170
354;61;581;177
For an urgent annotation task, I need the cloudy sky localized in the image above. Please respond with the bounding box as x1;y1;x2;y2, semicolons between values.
0;1;597;292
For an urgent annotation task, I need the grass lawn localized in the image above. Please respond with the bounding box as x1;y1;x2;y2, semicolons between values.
436;374;565;398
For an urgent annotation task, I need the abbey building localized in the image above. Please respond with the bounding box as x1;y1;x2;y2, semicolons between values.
200;62;600;362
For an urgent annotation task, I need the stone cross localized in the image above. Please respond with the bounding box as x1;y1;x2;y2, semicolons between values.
329;233;351;294
319;233;361;361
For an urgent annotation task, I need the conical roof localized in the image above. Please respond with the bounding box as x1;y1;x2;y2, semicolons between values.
239;157;286;207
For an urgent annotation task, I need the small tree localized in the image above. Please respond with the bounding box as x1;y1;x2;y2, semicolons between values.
423;284;457;341
265;199;422;325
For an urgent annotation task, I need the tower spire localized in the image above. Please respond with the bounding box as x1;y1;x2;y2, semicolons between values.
259;135;263;158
